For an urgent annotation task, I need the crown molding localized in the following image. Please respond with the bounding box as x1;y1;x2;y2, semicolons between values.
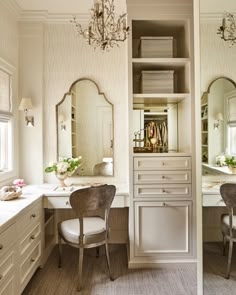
1;0;21;18
18;11;90;24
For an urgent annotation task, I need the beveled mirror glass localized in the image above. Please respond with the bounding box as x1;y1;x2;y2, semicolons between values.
201;77;236;174
56;79;114;176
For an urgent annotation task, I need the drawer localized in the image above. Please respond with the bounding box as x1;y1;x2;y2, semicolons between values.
0;223;16;259
19;223;41;258
134;157;191;171
0;273;15;295
0;248;15;286
46;197;71;209
20;241;41;289
16;201;41;233
134;184;192;198
134;170;191;184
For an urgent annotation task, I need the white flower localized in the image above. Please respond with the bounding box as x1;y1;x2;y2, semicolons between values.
56;162;69;173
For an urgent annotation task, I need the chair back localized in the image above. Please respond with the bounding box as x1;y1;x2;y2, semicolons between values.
220;183;236;209
70;184;116;218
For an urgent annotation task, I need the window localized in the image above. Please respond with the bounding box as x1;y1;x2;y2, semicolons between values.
226;92;236;155
0;68;12;173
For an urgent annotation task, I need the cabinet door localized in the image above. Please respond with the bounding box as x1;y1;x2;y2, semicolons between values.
134;201;191;256
134;157;191;170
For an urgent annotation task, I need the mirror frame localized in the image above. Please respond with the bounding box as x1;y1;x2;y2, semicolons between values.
204;76;236;94
56;78;114;177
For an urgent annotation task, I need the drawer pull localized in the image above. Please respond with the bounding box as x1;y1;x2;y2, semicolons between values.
0;244;3;250
31;214;36;218
162;176;165;179
31;235;36;240
162;189;166;193
162;202;167;206
162;162;165;166
0;274;3;280
66;201;69;205
31;257;36;263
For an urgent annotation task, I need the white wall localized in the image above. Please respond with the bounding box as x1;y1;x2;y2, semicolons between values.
17;1;129;192
43;23;129;191
0;2;19;186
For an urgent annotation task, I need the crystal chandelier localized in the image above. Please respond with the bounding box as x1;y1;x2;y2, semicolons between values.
72;0;129;50
217;13;236;47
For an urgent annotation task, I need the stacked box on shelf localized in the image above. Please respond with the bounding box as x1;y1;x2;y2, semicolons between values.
141;70;175;93
139;36;174;58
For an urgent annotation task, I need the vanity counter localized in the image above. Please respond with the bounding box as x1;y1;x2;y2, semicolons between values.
0;192;42;231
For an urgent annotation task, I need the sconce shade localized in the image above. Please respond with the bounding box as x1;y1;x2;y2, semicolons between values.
216;112;223;121
19;98;33;111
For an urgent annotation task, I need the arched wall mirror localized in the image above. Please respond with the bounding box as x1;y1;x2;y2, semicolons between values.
201;77;236;173
56;78;114;176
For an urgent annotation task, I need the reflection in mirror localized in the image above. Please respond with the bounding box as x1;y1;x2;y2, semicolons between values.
201;77;236;175
56;79;113;176
132;104;178;153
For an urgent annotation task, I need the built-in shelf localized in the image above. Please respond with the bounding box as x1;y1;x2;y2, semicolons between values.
132;58;190;67
201;103;207;107
201;117;207;120
201;131;208;133
202;144;208;147
133;93;189;104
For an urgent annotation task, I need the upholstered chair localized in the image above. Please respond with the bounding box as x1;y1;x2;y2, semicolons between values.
57;184;116;291
220;183;236;279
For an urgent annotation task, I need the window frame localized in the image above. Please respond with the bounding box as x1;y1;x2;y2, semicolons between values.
0;57;16;185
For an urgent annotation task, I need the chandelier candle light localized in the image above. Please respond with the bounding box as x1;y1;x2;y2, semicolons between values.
218;12;236;47
71;0;129;50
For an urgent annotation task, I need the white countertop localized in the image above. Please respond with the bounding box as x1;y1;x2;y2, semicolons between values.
0;192;42;231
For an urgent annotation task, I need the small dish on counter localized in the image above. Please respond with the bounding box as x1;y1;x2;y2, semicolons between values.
0;186;22;201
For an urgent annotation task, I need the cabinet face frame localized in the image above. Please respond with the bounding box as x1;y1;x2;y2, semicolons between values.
134;201;192;256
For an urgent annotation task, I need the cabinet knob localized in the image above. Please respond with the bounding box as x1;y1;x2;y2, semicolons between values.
162;202;166;206
0;244;3;250
31;213;36;218
31;235;36;240
66;201;69;206
162;175;165;179
31;257;36;263
162;189;166;193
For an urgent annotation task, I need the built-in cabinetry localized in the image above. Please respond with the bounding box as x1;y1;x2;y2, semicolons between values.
0;199;42;295
127;0;196;267
201;93;208;163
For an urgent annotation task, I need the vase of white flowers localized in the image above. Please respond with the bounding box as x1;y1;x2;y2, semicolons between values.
45;157;82;187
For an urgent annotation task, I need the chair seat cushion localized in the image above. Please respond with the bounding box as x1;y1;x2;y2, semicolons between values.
58;217;106;244
221;215;236;238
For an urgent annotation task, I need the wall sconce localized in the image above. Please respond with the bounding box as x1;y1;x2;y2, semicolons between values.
58;114;66;131
214;112;223;130
19;98;34;127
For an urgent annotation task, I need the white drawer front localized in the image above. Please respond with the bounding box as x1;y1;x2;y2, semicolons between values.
46;197;71;209
134;157;191;170
134;184;192;198
20;242;41;289
0;249;15;285
19;223;41;258
16;202;41;233
134;170;191;184
0;223;16;259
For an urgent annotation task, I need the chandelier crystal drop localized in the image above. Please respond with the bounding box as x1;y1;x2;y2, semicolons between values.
217;13;236;47
71;0;129;50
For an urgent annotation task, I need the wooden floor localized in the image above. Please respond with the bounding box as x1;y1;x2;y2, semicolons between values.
204;242;236;294
23;245;197;295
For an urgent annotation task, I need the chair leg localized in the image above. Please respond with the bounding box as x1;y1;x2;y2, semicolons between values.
58;235;62;268
223;234;227;256
226;240;233;279
77;247;84;292
105;242;114;281
96;246;100;258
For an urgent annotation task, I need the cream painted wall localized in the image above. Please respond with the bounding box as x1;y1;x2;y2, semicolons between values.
43;24;129;192
0;2;19;186
200;22;236;92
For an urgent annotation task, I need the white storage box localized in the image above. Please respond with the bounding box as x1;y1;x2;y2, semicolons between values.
139;37;174;58
141;70;175;93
